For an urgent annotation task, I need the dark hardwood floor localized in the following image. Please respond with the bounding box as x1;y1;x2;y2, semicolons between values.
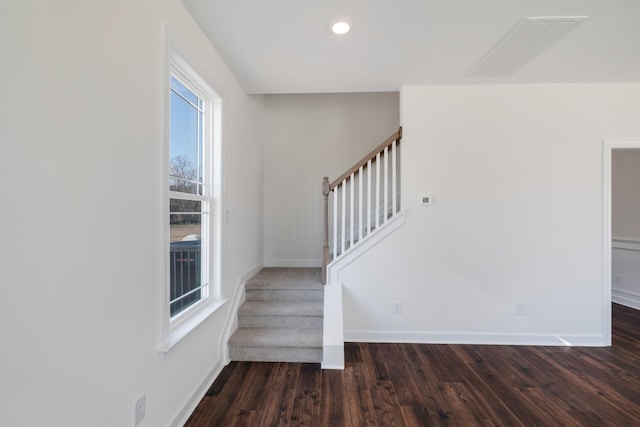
185;303;640;426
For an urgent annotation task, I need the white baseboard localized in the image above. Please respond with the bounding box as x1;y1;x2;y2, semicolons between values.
612;237;640;252
168;358;225;427
322;345;345;370
343;330;606;347
613;289;640;311
264;259;321;267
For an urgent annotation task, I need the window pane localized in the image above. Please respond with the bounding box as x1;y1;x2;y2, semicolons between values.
170;199;202;213
170;76;204;195
171;76;199;107
169;207;203;316
169;220;201;316
170;199;202;237
169;176;202;195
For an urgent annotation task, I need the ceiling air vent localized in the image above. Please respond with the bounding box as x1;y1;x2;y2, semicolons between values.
467;16;588;77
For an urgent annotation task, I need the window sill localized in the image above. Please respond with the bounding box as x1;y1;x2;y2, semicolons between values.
158;298;227;353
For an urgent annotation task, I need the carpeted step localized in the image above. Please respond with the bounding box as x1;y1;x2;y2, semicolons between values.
229;268;324;363
244;268;323;302
246;288;323;302
245;268;324;301
239;300;323;316
229;346;323;363
238;301;323;328
228;327;323;363
245;267;322;288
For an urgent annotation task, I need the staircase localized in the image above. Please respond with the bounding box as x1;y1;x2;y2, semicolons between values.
227;128;402;365
228;267;323;363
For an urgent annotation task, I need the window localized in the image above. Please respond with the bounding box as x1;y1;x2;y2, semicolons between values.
161;43;223;351
169;71;209;317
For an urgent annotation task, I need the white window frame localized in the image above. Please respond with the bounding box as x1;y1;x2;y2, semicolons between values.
160;36;224;352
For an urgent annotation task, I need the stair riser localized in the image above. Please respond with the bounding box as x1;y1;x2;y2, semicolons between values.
238;315;323;329
229;346;322;363
246;289;323;302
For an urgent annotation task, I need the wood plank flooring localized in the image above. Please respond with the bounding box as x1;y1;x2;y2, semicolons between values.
185;303;640;426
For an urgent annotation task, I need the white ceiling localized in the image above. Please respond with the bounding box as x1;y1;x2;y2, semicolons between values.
182;0;640;94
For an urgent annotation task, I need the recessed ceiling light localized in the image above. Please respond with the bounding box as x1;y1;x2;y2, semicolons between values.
332;21;350;35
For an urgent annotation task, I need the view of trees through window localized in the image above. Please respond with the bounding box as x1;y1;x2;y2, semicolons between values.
170;155;201;240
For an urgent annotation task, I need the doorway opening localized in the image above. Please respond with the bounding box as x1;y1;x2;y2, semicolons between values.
603;140;640;346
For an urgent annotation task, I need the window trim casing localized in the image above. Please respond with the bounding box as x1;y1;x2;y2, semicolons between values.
169;68;211;318
159;33;225;353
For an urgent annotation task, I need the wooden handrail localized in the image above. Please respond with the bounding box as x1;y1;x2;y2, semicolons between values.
329;127;402;190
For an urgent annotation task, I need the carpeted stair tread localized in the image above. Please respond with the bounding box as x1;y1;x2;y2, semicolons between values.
238;314;322;329
228;346;322;363
229;327;322;348
246;267;322;290
238;300;323;317
246;280;323;290
246;288;323;302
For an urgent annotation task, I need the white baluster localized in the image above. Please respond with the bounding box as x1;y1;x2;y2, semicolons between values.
341;179;346;255
367;159;372;236
384;146;389;224
376;152;380;229
333;185;340;259
358;166;363;242
350;173;355;249
392;139;397;215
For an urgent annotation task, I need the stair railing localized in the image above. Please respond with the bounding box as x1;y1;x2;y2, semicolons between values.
322;127;402;284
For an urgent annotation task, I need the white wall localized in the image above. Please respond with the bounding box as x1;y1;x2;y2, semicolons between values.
0;1;263;426
336;84;640;345
263;93;399;266
612;149;640;309
612;150;640;238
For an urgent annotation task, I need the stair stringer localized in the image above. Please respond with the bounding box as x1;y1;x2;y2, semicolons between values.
222;263;264;364
322;211;406;370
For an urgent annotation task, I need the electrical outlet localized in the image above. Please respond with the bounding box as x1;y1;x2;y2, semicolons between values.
515;303;525;317
393;301;402;314
134;394;146;426
615;274;623;285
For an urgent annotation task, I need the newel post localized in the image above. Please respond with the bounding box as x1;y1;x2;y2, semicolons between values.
322;176;330;285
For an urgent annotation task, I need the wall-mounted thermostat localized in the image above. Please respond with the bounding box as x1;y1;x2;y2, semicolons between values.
418;195;432;206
